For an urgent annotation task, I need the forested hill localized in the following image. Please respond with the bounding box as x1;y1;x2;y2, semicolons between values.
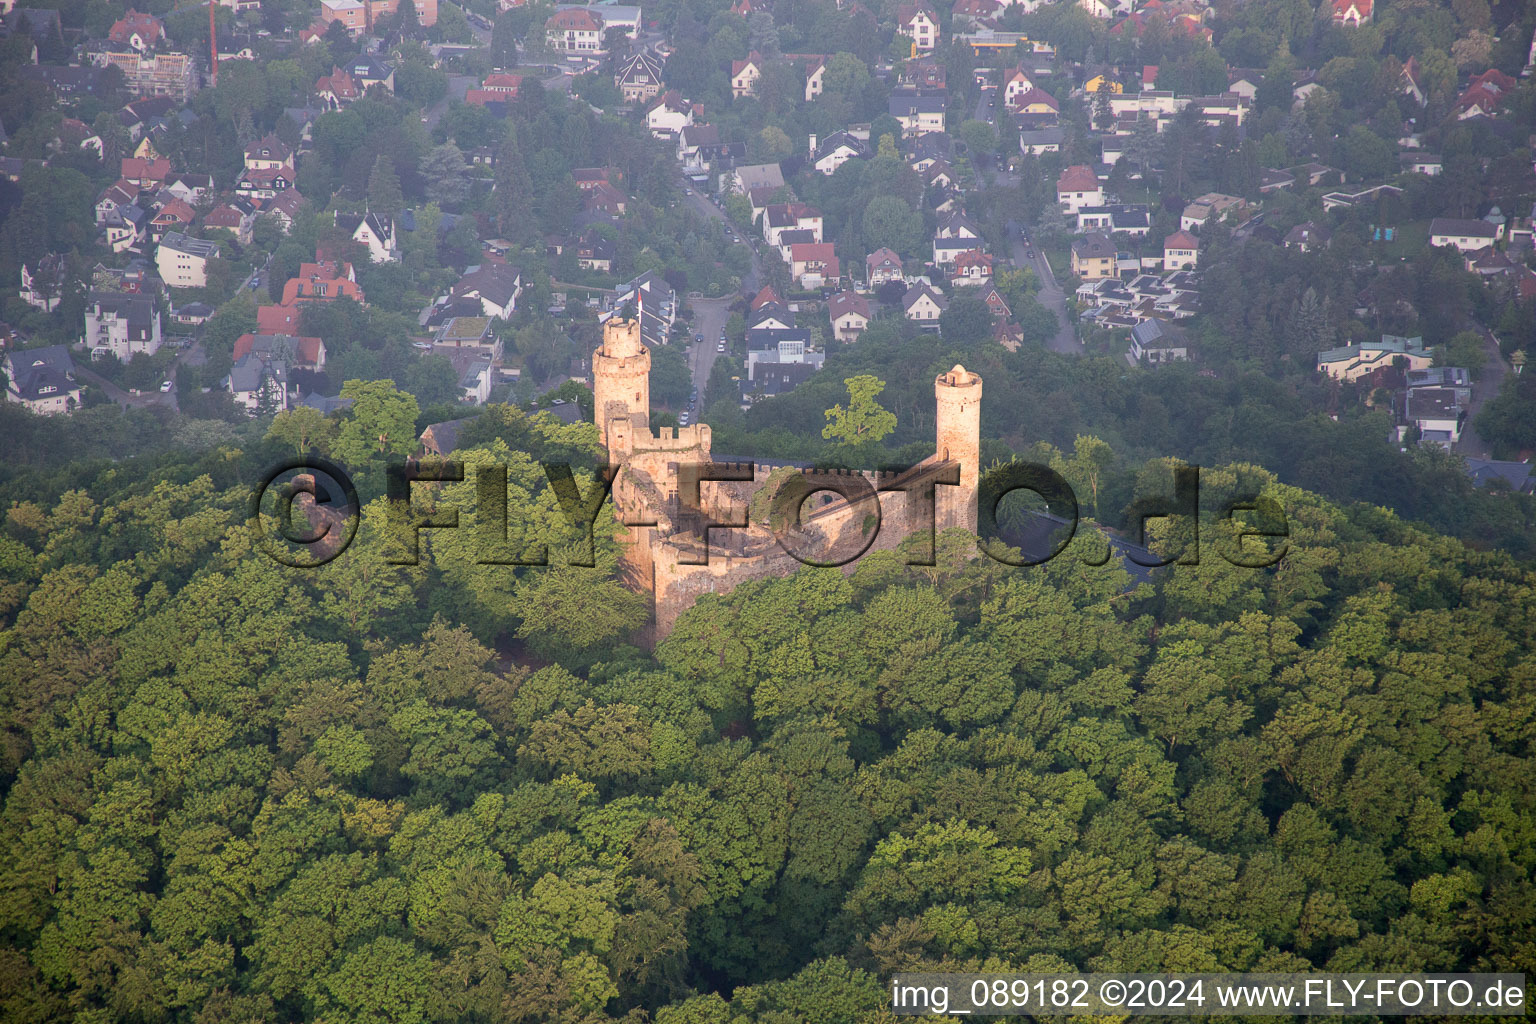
1;431;1534;1023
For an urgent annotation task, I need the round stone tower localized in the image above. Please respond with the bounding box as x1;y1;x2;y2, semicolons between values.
934;364;982;535
592;318;649;455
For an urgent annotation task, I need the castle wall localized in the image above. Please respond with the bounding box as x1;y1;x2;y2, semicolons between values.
591;319;984;642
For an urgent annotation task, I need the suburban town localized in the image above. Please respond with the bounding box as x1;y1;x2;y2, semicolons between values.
1;0;1535;1020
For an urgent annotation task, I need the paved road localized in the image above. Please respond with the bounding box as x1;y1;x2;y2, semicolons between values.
686;298;733;409
1007;219;1079;354
679;177;762;294
1455;322;1510;459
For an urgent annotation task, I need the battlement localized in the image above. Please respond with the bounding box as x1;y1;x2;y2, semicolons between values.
599;317;644;359
638;423;713;452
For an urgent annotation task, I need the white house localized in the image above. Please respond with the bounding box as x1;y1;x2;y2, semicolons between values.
902;282;946;326
1162;230;1199;271
1428;217;1499;253
4;345;81;415
451;263;523;319
338;211;398;263
897;2;940;53
645;91;694;139
156;231;219;288
84;291;161;361
1056;165;1104;212
827;290;869;342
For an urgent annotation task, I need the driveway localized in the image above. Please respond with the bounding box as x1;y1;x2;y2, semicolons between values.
1007;219;1079;354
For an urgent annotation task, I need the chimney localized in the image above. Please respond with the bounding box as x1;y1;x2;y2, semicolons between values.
808;134;817;160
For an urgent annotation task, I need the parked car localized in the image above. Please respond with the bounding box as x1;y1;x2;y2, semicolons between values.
717;343;726;353
159;379;174;392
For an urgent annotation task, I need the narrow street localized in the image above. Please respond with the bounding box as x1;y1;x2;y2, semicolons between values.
1455;322;1511;459
1007;219;1079;354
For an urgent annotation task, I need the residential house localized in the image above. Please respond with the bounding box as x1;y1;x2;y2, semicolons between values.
789;242;840;288
897;1;941;53
731;51;764;98
280;258;363;305
120;156;171;189
1317;335;1432;381
1056;165;1104;211
1331;0;1372;25
244;134;295;172
314;66;361;109
1455;68;1517;120
1429;217;1500;253
646;91;695;139
1128;318;1190;365
1076;204;1150;236
866;246;905;287
262;190;307;233
1259;168;1295;193
1070;233;1117;280
147;198;195;244
3;345;81;415
1400;56;1425;106
84;291;162;361
1162;230;1199;270
827;290;870;342
1180;193;1246;232
1405;387;1464;447
235;166;295;201
96;180;139;226
227;352;289;413
108;9;165;50
811;131;869;175
342;56;395;94
576;229;615;272
889;93;947;136
336;211;398;263
458;356;494;405
204;199;257;245
1464;458;1534;494
616;49;666;103
452;263;523;318
1401;152;1442;176
733;162;785;195
1019;127;1064;154
902;282;947;326
156;232;219;288
923;158;957;194
583;181;628;219
1002;67;1034;107
1283;222;1331;252
798;55;828;102
763;203;823;245
1465;247;1516;277
978;282;1011;321
19;256;65;312
164;172;214;204
546;7;604;55
233;332;327;372
951;249;994;287
104;204;148;254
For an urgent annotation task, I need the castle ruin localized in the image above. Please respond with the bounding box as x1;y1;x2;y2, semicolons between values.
593;318;983;639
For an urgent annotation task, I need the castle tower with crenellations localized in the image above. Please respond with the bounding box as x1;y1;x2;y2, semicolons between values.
934;364;982;536
592;316;982;640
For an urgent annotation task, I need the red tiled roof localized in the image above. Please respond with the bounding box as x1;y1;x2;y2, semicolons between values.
1057;164;1099;192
